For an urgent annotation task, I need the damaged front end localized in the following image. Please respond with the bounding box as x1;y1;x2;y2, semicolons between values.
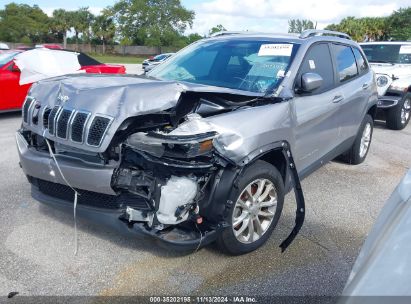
112;117;227;248
17;73;304;252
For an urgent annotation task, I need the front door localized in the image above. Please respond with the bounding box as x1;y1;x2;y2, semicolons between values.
292;43;341;174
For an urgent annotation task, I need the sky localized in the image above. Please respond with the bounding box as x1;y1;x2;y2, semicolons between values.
1;0;411;35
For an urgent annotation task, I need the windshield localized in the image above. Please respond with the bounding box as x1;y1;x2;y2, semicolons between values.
149;39;299;93
361;44;411;64
0;52;19;67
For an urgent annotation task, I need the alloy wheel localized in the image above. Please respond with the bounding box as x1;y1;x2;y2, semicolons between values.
232;178;278;244
401;98;411;125
359;122;372;158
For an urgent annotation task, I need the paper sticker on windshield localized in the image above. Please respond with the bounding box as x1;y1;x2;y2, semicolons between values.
399;45;411;54
258;44;293;57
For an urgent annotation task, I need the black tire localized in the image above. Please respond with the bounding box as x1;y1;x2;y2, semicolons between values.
342;114;373;165
386;94;411;130
217;160;284;255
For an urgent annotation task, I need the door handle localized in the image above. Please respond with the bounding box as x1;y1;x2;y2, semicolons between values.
332;95;344;103
362;83;370;90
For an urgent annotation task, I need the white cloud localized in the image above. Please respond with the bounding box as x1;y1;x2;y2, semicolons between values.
187;0;411;35
42;6;103;17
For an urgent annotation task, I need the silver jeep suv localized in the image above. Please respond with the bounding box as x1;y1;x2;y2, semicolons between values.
17;30;377;254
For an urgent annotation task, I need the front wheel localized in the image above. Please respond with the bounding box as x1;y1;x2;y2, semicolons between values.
217;160;284;255
386;94;411;130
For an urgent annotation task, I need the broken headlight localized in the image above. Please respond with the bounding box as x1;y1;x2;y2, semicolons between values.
127;114;219;159
127;131;217;159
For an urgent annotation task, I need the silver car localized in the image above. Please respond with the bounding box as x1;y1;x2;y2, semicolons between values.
17;30;377;254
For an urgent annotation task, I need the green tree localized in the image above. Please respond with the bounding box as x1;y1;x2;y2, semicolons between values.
288;19;316;33
388;8;411;40
0;3;49;43
186;33;203;44
92;10;116;54
51;9;73;48
72;7;94;48
325;16;388;41
109;0;194;47
209;24;226;36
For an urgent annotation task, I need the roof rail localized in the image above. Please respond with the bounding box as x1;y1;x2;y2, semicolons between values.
300;29;352;40
210;31;254;37
209;31;300;38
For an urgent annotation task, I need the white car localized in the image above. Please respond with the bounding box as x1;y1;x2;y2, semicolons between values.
360;42;411;130
142;53;174;72
0;42;10;50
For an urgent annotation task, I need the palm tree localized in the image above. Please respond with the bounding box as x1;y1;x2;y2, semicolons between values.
51;9;72;48
92;12;115;54
72;7;94;50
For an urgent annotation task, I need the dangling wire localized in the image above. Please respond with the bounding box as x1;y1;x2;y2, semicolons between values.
45;138;80;255
194;223;203;253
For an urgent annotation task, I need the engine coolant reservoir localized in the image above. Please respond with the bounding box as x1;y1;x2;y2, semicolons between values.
156;176;198;225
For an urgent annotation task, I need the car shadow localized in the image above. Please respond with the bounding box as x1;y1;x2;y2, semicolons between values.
0;111;21;119
37;203;199;258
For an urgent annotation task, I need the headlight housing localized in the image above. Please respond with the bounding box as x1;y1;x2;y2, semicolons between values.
376;75;389;87
127;115;219;159
127;131;217;159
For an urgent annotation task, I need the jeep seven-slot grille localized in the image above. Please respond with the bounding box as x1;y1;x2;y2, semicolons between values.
70;112;89;143
87;116;111;146
22;98;34;123
27;103;112;148
56;109;73;139
43;108;51;128
47;106;60;135
31;177;151;210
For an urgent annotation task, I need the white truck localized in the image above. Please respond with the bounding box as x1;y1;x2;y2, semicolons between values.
360;42;411;130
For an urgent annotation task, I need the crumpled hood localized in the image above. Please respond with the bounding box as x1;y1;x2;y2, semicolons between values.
24;74;261;153
30;74;183;116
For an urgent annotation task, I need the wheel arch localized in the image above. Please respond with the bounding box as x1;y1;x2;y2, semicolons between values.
367;104;378;120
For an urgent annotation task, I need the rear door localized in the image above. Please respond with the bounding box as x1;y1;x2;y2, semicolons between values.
330;44;373;141
292;43;341;173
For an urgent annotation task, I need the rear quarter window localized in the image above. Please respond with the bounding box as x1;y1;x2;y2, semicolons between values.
352;47;368;74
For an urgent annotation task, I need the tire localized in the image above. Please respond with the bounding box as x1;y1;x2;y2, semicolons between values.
342;114;373;165
217;160;284;255
386;94;411;130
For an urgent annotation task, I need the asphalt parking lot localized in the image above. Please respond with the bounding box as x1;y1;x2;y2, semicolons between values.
0;65;410;297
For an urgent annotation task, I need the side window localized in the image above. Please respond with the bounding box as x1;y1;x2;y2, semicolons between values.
352;47;368;74
297;43;334;94
332;44;358;82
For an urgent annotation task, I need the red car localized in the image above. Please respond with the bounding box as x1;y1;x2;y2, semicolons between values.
0;50;126;112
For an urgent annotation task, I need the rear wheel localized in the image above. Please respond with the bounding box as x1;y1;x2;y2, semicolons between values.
341;114;373;165
386;94;411;130
217;160;284;255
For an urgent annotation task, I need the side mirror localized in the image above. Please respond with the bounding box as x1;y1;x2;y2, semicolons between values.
301;73;323;93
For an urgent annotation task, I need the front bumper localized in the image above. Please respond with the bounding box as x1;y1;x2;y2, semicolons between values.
32;186;218;251
17;130;219;250
16;131;116;195
377;95;401;109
